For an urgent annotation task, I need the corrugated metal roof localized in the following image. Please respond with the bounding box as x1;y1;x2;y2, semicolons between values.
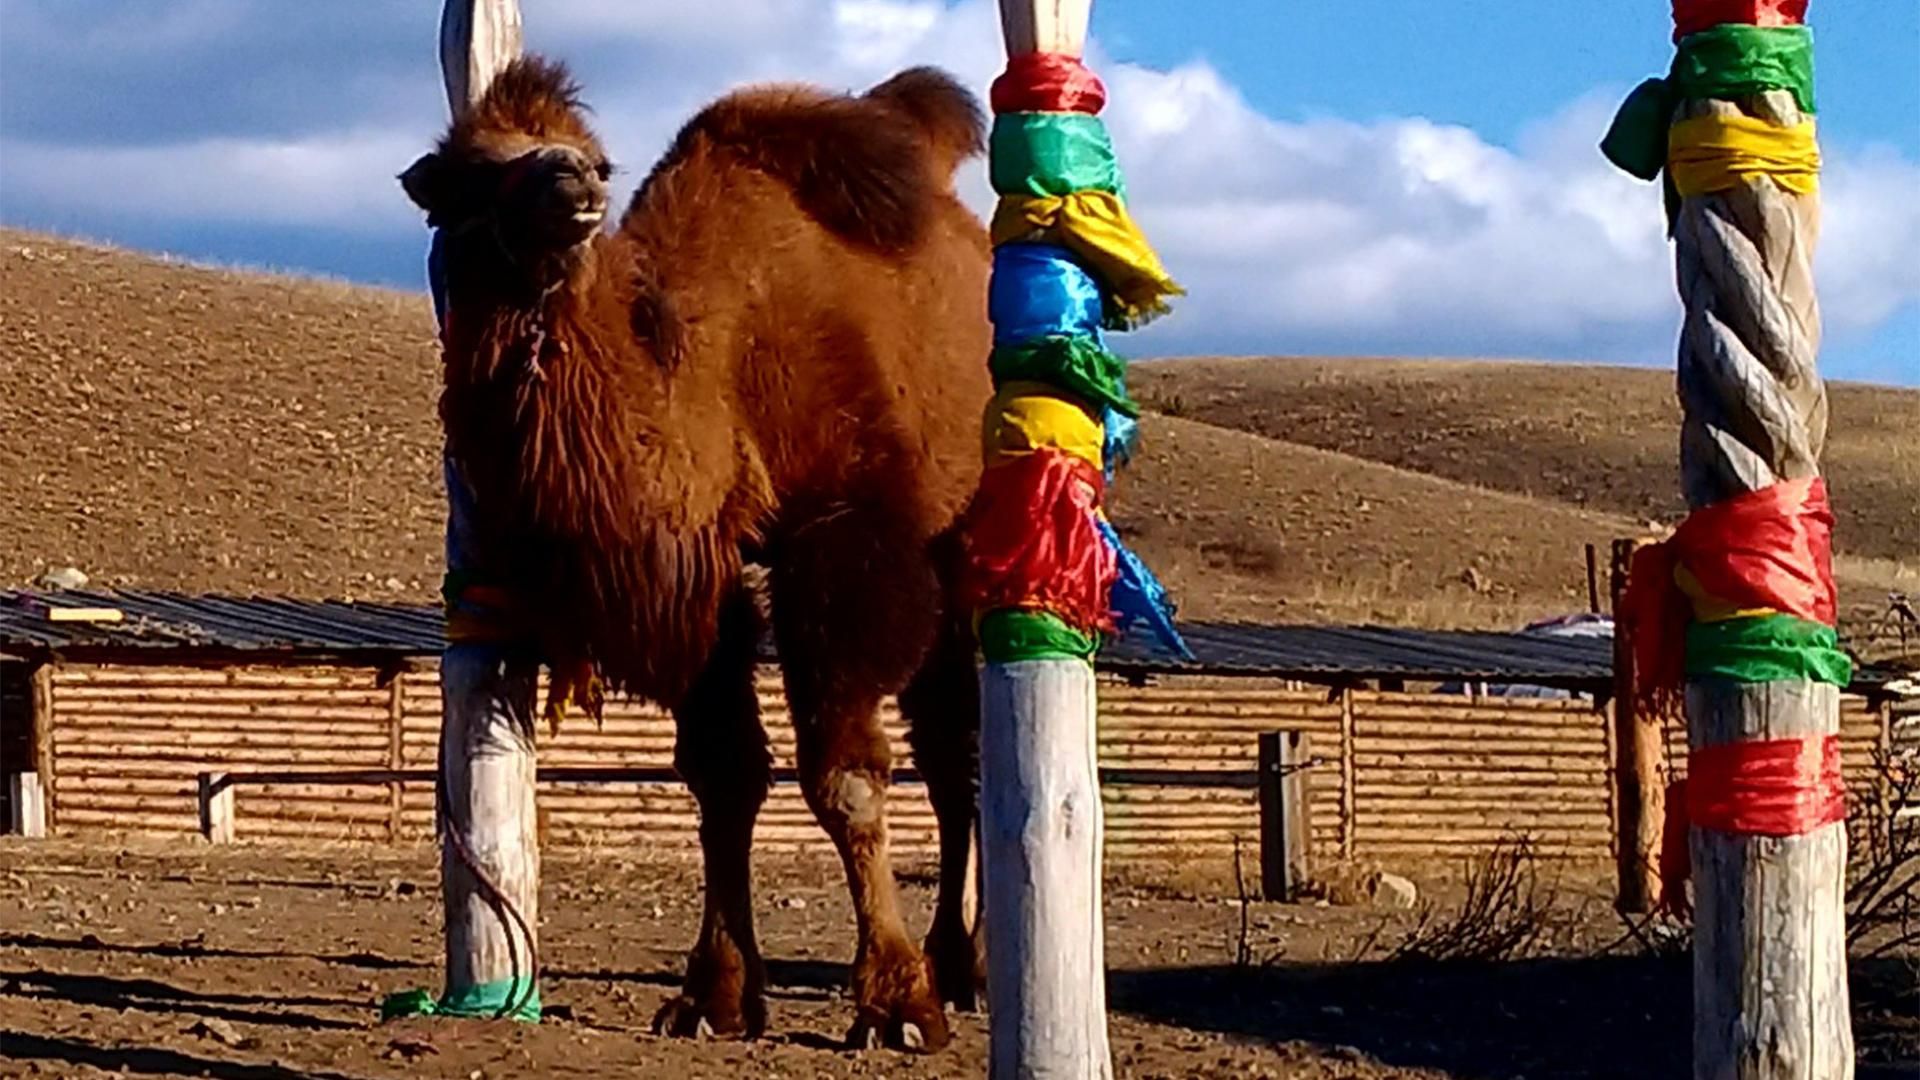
0;587;1616;687
0;589;443;655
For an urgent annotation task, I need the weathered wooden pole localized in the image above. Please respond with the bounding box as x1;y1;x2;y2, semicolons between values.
1606;3;1852;1075
384;0;543;1024
1610;537;1665;914
967;3;1185;1075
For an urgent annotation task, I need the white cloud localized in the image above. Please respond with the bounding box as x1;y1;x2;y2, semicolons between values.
1;0;1915;370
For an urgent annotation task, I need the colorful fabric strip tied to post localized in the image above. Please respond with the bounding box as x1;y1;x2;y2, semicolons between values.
1667;113;1819;196
1620;477;1851;914
992;193;1183;331
965;48;1189;665
1600;14;1818;226
991;113;1126;200
382;978;542;1024
991;52;1108;115
1672;0;1807;40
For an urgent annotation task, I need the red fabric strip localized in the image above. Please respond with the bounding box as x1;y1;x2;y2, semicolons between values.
1689;734;1846;836
1619;477;1836;718
1672;0;1808;40
991;53;1108;116
1657;735;1845;916
960;450;1117;632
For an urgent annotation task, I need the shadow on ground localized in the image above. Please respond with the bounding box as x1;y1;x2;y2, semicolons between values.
1;968;363;1031
0;1031;372;1080
1112;953;1919;1080
0;931;422;971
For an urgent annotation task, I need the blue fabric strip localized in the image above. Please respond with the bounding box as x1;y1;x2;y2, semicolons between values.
1094;517;1193;660
989;243;1106;347
1101;408;1138;482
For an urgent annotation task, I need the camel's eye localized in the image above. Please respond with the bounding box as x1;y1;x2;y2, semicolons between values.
594;160;614;181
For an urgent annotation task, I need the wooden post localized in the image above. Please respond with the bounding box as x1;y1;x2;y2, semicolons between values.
1338;686;1356;860
981;662;1111;1079
438;648;541;1017
430;0;543;1023
438;0;521;120
1586;543;1602;614
30;662;54;834
388;671;406;842
1642;4;1851;1074
976;0;1181;1074
198;772;235;844
1257;731;1309;901
8;772;46;838
1610;538;1663;914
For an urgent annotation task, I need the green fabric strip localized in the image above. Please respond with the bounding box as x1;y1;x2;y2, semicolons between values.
1674;24;1816;115
1685;613;1852;687
990;113;1127;200
380;978;542;1024
979;609;1099;665
1602;25;1815;185
989;336;1138;417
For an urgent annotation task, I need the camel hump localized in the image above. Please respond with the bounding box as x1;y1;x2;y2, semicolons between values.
656;68;983;255
862;66;987;179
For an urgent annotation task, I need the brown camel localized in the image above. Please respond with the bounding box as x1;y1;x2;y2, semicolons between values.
400;58;991;1049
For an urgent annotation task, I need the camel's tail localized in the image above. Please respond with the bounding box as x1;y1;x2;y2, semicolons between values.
657;66;984;255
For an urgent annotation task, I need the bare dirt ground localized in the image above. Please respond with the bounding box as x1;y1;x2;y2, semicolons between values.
2;841;1914;1079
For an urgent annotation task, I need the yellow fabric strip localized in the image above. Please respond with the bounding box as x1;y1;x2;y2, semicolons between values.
1674;564;1778;624
990;192;1184;328
983;381;1104;470
1668;114;1820;197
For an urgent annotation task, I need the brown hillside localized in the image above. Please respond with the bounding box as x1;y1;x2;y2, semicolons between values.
0;229;1907;636
0;230;445;599
1132;356;1920;565
1107;415;1638;626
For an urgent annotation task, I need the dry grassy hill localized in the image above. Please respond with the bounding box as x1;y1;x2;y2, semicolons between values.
2;229;1912;638
1132;357;1920;565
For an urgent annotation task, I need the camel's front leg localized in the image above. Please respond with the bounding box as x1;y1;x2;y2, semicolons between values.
652;589;772;1039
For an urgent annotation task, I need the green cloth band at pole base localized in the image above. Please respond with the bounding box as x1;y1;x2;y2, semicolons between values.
979;608;1099;665
1684;613;1853;687
989;335;1138;418
989;112;1127;200
1601;24;1815;183
380;979;543;1024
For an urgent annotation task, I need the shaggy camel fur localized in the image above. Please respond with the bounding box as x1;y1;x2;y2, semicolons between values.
401;58;991;1050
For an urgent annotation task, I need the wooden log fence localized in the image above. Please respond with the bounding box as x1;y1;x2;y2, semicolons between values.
195;750;1314;903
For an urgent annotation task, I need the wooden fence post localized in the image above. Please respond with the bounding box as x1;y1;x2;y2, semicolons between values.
1606;5;1851;1074
30;661;54;834
387;670;406;842
1258;731;1309;901
1339;686;1356;860
1610;537;1663;914
198;772;235;844
8;772;46;838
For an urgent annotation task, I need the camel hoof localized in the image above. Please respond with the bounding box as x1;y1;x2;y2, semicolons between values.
845;1009;944;1054
651;995;757;1041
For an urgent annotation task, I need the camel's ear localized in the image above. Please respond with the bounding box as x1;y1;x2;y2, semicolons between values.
399;152;450;218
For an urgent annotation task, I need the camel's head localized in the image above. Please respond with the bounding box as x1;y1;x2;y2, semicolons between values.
401;56;612;286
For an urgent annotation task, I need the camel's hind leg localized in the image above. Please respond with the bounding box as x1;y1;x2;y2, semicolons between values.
899;601;985;1012
770;508;950;1052
652;587;772;1040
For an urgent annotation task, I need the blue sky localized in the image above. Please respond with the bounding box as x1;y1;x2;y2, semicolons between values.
2;1;1915;385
